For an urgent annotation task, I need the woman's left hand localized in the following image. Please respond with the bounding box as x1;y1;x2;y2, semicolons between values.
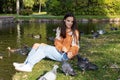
62;46;68;53
67;52;73;59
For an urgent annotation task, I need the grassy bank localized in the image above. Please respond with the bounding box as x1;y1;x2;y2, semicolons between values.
12;29;120;80
1;14;120;20
14;15;120;20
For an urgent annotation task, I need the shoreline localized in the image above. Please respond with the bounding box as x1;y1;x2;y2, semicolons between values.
0;16;120;24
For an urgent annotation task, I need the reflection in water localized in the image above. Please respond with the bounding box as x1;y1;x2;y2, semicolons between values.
17;23;21;47
0;22;120;79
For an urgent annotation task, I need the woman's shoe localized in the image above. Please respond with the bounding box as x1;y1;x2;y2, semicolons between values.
13;62;24;67
15;64;32;72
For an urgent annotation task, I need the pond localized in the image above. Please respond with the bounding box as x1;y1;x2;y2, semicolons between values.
0;21;120;80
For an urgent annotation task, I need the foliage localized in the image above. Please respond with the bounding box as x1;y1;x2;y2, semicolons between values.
46;0;120;16
23;0;35;8
36;0;47;6
1;0;120;16
46;0;76;15
20;8;33;15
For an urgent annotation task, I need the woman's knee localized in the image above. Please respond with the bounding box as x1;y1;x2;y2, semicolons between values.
32;43;40;49
32;43;47;49
40;43;47;46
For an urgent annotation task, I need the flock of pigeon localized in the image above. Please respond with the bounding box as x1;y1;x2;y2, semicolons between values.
5;27;119;80
37;54;98;80
93;27;118;39
28;27;118;40
6;46;99;79
80;27;118;39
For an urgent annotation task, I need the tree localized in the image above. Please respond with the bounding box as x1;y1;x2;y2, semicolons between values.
36;0;47;13
16;0;20;14
23;0;34;8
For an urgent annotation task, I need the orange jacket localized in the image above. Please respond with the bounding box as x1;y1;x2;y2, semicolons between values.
54;28;80;58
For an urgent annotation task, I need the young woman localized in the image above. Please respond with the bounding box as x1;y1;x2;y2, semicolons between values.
13;13;80;72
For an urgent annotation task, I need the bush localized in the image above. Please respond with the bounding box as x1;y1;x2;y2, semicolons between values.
20;9;33;15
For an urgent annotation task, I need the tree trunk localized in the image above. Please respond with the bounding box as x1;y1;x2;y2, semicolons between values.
39;3;41;13
16;0;20;15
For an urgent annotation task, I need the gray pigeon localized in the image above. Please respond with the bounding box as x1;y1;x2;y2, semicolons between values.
38;65;59;80
7;45;31;55
62;60;76;76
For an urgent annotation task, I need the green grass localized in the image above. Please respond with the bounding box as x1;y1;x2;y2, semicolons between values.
13;15;120;20
12;30;120;80
1;14;120;20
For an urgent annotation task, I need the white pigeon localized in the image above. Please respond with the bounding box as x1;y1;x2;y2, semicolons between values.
97;30;106;35
38;65;59;80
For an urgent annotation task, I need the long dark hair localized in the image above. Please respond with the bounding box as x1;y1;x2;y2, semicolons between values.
60;12;78;39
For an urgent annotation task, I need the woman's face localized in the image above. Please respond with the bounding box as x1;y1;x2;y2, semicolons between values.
64;16;74;29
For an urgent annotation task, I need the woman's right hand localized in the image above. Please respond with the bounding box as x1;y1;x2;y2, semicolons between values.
67;52;73;59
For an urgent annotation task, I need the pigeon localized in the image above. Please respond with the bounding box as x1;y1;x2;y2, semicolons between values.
27;33;42;39
61;60;76;76
0;53;3;59
7;45;31;55
32;34;42;39
91;30;100;39
46;36;55;42
97;30;106;35
110;27;118;31
38;65;59;80
77;54;98;73
92;32;100;39
87;62;98;70
117;78;120;80
80;31;84;36
109;63;119;69
77;55;89;73
20;45;31;55
7;47;21;53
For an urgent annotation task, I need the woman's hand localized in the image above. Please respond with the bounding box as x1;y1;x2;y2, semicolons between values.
67;52;73;59
62;46;68;53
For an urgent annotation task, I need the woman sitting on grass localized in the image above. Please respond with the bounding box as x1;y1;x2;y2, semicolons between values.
13;12;80;72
